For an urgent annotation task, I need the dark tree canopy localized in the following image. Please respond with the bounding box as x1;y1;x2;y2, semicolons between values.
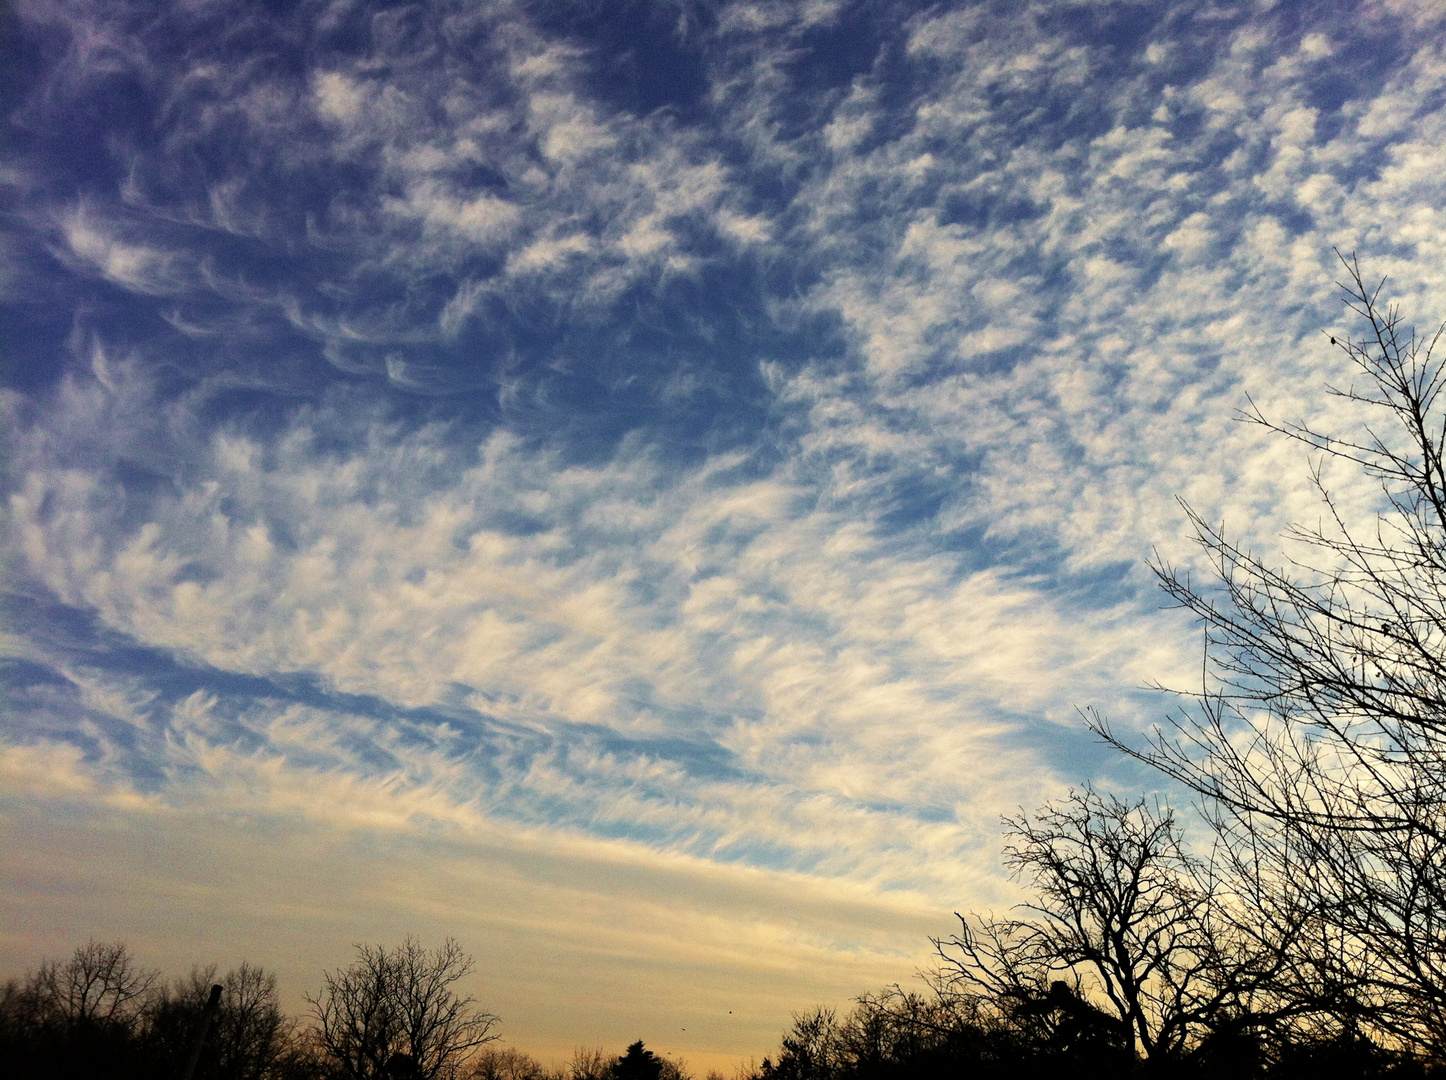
614;1041;664;1080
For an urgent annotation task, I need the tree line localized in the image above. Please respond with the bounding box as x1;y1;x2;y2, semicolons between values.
10;257;1446;1078
0;937;699;1080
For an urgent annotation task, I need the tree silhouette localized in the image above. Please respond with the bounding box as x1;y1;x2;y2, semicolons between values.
142;961;297;1080
308;937;499;1080
614;1041;664;1080
935;790;1296;1067
0;940;157;1078
1093;254;1446;1054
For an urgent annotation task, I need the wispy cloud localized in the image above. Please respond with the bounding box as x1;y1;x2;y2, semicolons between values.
6;0;1446;1063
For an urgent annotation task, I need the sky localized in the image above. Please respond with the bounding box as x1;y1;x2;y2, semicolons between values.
4;0;1446;1069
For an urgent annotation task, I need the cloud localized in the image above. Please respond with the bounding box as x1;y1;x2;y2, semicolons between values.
7;0;1446;1063
9;364;1113;894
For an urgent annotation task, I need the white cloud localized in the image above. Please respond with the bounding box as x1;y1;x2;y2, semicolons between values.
8;351;1200;908
386;184;522;245
61;210;189;295
10;0;1446;1062
314;70;365;124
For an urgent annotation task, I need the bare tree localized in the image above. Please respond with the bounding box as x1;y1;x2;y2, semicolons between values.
759;1009;841;1080
0;940;159;1078
1092;254;1446;1052
29;939;157;1032
144;961;299;1079
308;938;499;1080
215;962;297;1078
830;984;1010;1076
566;1046;613;1080
466;1045;556;1080
936;790;1298;1066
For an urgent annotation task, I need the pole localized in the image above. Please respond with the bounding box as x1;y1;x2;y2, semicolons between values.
179;983;223;1080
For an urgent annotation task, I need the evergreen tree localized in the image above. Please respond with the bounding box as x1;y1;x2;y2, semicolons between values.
614;1041;663;1080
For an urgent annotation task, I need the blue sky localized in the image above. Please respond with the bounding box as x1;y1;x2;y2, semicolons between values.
5;0;1446;1067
